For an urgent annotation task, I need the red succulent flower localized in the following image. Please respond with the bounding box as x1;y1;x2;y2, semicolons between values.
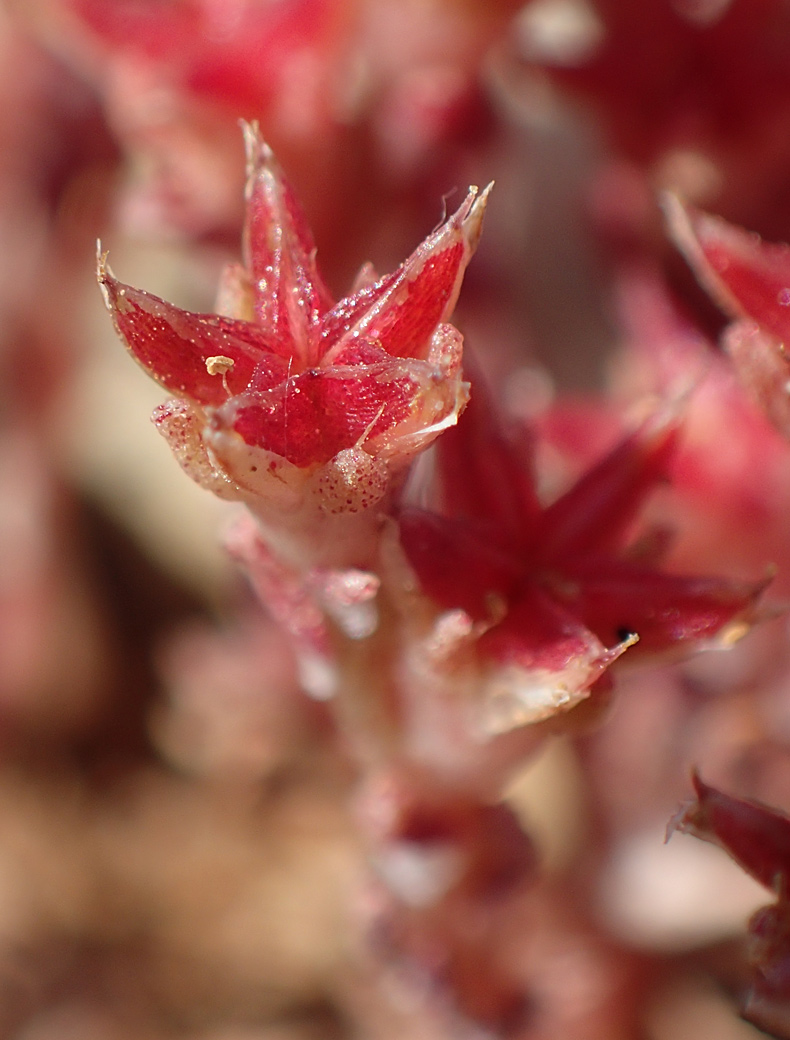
99;123;489;565
399;378;765;733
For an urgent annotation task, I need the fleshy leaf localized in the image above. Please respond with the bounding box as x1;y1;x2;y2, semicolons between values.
100;129;486;493
398;509;520;620
670;774;790;896
673;777;790;898
670;777;790;1036
217;357;452;468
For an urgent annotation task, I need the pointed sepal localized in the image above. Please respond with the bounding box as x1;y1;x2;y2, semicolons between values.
320;184;492;365
537;410;680;565
242;122;333;367
98;252;280;405
670;773;790;895
664;193;790;344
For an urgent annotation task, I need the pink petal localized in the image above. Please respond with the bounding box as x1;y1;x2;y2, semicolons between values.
537;411;680;565
319;184;492;364
665;193;790;343
98;262;281;406
670;774;790;895
242;123;333;367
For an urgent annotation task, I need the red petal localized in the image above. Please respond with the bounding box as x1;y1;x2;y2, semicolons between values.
242;122;334;367
564;557;765;650
671;775;790;895
319;184;491;364
665;194;790;344
398;509;520;619
216;360;427;467
537;411;679;565
98;263;280;405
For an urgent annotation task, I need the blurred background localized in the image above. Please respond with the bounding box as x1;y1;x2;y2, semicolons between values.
2;1;790;1037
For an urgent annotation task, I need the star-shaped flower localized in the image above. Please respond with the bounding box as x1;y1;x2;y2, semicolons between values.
399;377;766;733
99;124;489;565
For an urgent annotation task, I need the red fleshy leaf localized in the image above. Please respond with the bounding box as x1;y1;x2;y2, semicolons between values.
670;777;790;1036
401;374;769;728
476;587;630;732
435;363;541;553
101;130;488;479
478;587;611;676
219;363;416;468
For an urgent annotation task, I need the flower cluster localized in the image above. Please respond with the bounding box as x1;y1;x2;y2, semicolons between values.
98;127;778;1033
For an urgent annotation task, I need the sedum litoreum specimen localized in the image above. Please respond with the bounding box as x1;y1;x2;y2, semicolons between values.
99;122;489;570
99;126;774;1036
